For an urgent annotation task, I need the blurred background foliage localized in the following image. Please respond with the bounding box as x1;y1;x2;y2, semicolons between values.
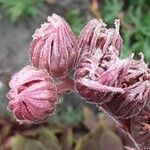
0;0;43;22
0;0;149;149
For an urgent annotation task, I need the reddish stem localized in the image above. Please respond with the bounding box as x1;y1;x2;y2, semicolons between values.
56;76;75;95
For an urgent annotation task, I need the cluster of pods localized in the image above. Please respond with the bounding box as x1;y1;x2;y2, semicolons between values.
6;14;149;149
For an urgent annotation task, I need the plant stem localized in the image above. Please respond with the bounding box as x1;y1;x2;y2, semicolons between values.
56;76;75;95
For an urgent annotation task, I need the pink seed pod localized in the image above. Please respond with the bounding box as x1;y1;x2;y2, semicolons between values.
75;46;125;104
131;102;150;150
30;14;78;78
79;18;122;57
6;66;57;124
97;54;150;119
75;46;120;80
76;49;150;119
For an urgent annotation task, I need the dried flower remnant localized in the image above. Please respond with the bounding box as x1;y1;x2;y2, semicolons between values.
79;19;122;57
30;14;78;78
7;66;57;124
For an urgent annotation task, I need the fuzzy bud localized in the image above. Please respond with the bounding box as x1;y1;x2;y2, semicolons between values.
79;19;122;57
76;49;150;120
30;14;78;78
101;54;150;119
6;66;57;124
75;46;123;103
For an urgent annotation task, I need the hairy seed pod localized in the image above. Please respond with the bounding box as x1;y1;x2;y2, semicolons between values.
104;54;149;118
79;19;122;57
75;46;120;80
75;46;125;104
76;49;150;119
7;66;57;124
30;14;78;78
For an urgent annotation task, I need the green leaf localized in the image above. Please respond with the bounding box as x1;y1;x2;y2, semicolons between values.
75;123;112;150
75;122;124;150
11;134;46;150
38;128;61;150
63;107;83;125
102;0;123;24
66;10;85;36
60;128;73;150
0;0;43;23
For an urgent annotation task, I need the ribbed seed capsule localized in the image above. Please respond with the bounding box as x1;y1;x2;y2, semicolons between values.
30;14;78;78
79;19;122;57
7;66;57;124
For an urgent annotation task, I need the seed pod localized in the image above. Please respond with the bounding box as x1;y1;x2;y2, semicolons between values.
79;19;122;57
75;46;125;104
6;66;57;124
75;46;120;80
103;54;149;118
30;14;78;78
